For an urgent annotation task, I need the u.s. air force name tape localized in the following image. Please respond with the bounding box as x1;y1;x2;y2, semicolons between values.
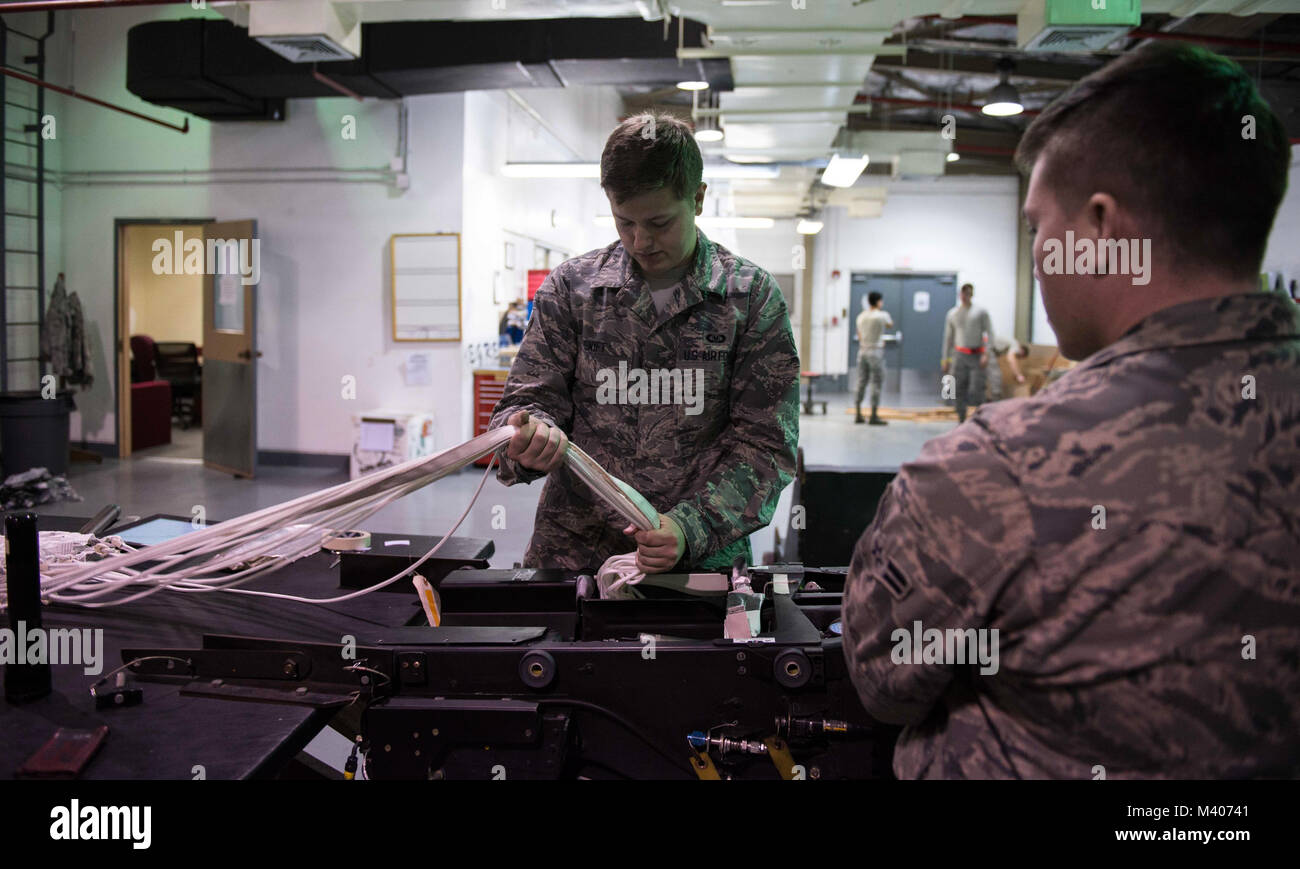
322;530;371;551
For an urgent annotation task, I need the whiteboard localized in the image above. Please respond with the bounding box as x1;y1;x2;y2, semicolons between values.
390;233;461;342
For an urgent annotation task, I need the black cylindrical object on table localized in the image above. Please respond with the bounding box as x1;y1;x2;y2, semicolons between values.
4;512;51;703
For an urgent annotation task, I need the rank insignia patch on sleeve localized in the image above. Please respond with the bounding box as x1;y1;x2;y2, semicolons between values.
876;558;913;600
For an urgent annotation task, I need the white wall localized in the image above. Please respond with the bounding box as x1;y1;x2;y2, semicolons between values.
1262;144;1300;289
807;176;1021;375
38;5;472;454
40;4;635;456
460;87;624;439
124;224;203;347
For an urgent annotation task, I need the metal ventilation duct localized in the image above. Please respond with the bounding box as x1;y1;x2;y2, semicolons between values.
250;0;361;63
126;17;731;122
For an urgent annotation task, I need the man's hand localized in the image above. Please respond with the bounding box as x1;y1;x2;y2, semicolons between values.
941;359;950;375
979;354;989;369
623;513;686;574
1015;374;1026;384
505;410;568;473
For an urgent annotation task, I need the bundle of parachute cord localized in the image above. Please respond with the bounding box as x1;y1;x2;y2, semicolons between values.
0;425;661;612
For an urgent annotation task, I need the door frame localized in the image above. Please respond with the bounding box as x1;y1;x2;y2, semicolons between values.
113;217;215;458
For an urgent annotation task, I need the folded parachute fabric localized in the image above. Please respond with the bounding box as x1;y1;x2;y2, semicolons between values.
595;552;645;600
22;426;665;611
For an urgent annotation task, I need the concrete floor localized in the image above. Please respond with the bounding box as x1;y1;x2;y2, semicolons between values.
129;424;202;461
53;388;960;568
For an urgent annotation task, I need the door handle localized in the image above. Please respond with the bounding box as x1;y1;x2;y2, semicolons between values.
237;350;264;361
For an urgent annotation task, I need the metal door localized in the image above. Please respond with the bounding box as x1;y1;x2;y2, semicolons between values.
897;274;956;374
202;220;259;478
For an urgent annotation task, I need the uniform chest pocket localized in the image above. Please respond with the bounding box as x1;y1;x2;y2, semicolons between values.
575;344;623;390
673;356;729;446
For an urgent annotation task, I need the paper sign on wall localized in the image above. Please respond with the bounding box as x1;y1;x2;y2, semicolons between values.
405;353;432;387
913;291;931;313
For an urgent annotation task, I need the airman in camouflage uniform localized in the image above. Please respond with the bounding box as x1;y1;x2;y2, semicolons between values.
489;228;800;574
843;43;1300;778
843;292;1300;778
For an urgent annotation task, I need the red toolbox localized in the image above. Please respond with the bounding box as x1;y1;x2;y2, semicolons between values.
473;369;509;467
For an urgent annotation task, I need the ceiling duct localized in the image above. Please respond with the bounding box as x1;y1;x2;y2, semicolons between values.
127;17;730;122
1018;0;1141;53
250;0;361;63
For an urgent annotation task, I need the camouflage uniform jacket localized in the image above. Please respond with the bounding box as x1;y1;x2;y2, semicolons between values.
489;230;800;574
842;291;1300;778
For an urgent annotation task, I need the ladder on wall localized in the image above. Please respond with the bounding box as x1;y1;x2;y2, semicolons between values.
1;13;53;394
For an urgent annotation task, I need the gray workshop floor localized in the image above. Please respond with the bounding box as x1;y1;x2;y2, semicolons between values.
56;389;963;568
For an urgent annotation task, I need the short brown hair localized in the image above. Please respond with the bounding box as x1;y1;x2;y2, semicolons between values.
1016;42;1289;281
600;112;703;204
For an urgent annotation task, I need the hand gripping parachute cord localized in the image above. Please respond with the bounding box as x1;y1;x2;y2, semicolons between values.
24;426;661;610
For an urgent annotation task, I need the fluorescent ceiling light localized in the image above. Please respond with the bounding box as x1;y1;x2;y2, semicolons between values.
594;216;775;230
695;128;725;143
502;163;599;178
503;162;774;180
796;219;824;235
702;164;779;180
947;152;960;162
820;153;869;188
676;80;710;91
699;216;775;230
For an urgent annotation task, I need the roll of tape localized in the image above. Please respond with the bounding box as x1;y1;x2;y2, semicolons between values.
322;530;371;552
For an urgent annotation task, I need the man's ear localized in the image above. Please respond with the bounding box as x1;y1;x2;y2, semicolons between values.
1085;192;1121;240
694;182;707;214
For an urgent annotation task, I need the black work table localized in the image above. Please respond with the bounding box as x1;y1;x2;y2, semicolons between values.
0;514;493;779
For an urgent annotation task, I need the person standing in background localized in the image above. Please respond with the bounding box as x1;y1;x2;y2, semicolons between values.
854;292;893;425
941;283;994;422
986;336;1028;401
505;300;527;344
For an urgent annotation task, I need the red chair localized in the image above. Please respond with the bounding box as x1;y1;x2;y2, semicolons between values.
129;335;172;451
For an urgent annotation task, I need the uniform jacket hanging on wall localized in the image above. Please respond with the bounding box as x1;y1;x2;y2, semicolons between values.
40;273;93;388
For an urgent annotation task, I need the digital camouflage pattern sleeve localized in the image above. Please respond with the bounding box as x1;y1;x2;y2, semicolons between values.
662;268;801;568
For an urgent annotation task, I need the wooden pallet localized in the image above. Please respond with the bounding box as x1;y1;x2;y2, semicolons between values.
843;406;958;422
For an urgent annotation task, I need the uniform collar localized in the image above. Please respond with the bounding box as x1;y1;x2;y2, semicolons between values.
592;229;722;290
592;228;725;328
1074;291;1300;372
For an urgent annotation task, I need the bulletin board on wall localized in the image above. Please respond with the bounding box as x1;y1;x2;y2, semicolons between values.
390;233;461;342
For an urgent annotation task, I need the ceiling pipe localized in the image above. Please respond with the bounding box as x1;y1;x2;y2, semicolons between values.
1127;29;1300;55
0;0;277;11
908;14;1300;56
0;66;188;132
911;14;1016;25
312;67;363;101
953;143;1016;156
858;94;1041;117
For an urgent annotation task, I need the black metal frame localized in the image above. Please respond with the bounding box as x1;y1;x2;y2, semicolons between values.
0;12;54;394
117;566;896;780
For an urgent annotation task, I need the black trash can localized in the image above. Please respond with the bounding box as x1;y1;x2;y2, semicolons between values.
0;391;74;479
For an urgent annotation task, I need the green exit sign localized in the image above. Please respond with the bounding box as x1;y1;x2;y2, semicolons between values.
1044;0;1141;27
